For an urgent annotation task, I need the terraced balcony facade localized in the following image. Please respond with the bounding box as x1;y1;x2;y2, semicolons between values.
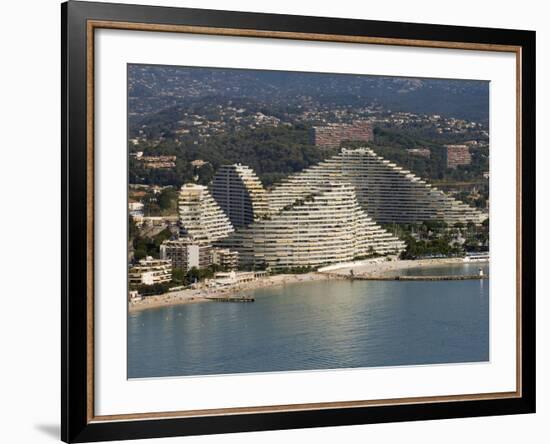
211;164;268;228
178;184;234;242
269;148;487;225
222;181;405;269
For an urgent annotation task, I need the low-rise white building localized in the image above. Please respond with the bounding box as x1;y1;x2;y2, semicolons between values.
128;290;142;301
132;215;179;228
129;256;172;286
208;271;263;287
211;248;239;270
128;202;144;217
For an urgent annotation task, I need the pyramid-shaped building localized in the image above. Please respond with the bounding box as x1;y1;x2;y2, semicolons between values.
268;147;487;225
178;184;234;243
221;181;405;269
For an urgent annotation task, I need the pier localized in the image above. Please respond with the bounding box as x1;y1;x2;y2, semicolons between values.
205;295;255;302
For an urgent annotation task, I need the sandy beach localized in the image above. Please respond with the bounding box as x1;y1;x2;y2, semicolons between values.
128;257;482;312
129;272;336;312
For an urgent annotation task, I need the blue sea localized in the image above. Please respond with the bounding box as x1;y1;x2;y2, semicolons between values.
128;263;489;378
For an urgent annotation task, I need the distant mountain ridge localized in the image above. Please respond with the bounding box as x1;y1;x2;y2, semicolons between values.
128;65;489;126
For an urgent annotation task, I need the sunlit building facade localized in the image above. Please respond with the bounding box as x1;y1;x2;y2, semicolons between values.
178;184;234;242
160;238;212;272
211;164;269;228
269;147;487;225
129;256;172;286
223;181;405;269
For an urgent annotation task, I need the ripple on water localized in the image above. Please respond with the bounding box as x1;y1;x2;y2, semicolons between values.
128;271;489;378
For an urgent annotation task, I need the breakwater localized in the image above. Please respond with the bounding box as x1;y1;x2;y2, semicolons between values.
205;295;255;302
343;274;488;281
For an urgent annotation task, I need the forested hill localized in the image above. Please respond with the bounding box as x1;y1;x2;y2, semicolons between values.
129;125;338;188
130;125;488;190
128;65;489;191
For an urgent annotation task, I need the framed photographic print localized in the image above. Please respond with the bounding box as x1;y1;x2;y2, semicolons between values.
61;1;536;442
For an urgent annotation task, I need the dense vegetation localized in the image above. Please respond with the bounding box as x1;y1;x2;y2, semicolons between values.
381;220;490;260
132;282;172;296
130;125;337;187
399;236;463;260
131;187;179;217
131;124;489;192
171;264;226;285
344;128;490;183
341;128;489;208
129;222;172;261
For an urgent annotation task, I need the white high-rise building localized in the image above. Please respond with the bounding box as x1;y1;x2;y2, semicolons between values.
223;181;405;269
178;184;234;242
268;147;487;225
211;164;268;228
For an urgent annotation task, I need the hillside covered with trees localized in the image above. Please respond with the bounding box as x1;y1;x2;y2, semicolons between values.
130;125;338;187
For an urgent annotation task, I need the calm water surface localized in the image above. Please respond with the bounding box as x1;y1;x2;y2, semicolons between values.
128;263;489;378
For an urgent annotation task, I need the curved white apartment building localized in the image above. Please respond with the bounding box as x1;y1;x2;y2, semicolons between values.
178;184;234;242
269;147;487;225
223;181;405;269
211;164;268;228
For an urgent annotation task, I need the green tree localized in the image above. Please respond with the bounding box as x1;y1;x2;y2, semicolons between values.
158;187;178;211
128;215;138;239
171;268;187;285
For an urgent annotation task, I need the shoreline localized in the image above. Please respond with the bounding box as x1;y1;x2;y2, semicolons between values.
129;272;336;312
128;257;487;312
325;257;485;278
